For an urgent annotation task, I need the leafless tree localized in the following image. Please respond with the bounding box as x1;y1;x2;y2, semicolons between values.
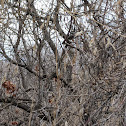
0;0;126;125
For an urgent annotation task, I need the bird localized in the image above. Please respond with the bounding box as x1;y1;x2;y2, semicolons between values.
68;31;83;40
62;31;83;47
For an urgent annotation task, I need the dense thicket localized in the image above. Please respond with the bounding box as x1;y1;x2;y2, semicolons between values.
0;0;126;125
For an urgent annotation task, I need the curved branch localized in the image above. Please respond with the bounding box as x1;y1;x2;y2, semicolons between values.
0;97;48;120
29;5;60;60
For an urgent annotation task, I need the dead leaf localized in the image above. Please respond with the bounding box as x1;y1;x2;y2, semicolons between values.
1;0;5;8
46;15;51;28
105;36;116;50
65;121;68;126
2;81;16;94
40;22;45;29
